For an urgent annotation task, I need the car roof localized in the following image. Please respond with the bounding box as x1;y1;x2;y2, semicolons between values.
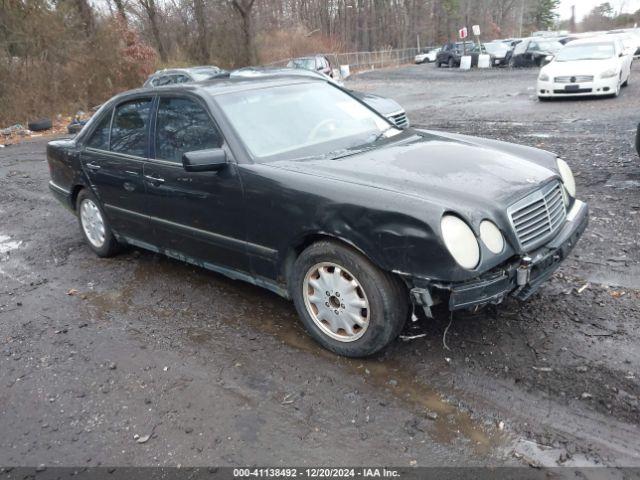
150;66;223;76
114;76;322;102
565;37;617;46
290;56;323;60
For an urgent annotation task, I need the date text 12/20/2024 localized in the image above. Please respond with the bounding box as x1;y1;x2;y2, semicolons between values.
233;468;401;478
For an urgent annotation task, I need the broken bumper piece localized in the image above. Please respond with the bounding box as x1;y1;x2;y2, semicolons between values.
414;200;589;312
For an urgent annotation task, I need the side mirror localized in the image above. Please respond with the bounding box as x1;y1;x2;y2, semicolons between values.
182;148;227;172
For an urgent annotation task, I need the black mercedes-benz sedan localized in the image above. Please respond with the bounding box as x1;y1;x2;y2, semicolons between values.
47;76;588;357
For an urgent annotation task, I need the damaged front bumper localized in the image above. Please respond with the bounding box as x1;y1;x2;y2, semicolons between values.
412;199;589;312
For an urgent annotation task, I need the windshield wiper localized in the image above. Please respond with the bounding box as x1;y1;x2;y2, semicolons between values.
368;126;395;144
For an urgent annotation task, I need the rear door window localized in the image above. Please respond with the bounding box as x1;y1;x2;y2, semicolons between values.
110;98;152;157
155;97;223;163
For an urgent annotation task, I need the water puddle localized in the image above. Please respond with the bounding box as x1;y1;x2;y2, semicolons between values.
0;234;22;254
605;173;640;191
513;439;603;469
586;265;640;290
80;254;506;456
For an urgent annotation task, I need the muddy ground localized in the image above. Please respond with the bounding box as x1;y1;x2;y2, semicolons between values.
1;63;639;469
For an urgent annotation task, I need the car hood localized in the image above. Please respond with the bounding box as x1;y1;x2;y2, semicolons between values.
543;58;618;76
350;91;403;116
270;130;559;212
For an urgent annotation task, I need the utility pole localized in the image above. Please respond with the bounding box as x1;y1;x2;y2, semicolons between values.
570;5;576;33
518;0;525;38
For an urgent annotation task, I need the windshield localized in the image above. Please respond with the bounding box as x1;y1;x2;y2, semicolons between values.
287;58;316;70
538;40;563;52
484;43;508;55
216;82;398;161
555;43;615;61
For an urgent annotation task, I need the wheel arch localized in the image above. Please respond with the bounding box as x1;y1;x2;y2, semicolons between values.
281;232;384;288
70;184;86;211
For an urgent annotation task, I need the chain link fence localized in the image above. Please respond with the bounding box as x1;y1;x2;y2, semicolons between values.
267;47;437;77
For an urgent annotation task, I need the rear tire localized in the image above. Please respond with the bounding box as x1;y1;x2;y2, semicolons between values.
290;241;408;357
76;189;120;258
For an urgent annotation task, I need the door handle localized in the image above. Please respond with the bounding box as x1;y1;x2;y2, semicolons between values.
144;175;165;184
86;163;101;171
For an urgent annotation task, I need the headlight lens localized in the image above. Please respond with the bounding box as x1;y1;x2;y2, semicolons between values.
557;158;576;197
441;215;480;270
601;69;617;78
538;73;550;82
479;220;505;254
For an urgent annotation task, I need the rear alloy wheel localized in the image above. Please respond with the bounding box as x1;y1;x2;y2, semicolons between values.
77;189;120;257
290;241;408;357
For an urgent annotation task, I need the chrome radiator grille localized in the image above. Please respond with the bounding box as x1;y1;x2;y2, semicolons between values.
508;182;567;251
555;75;594;83
388;111;409;129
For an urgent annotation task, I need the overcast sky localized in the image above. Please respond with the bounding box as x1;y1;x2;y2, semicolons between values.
556;0;640;21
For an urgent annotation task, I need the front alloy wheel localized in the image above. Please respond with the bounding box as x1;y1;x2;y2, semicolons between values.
303;262;370;342
290;241;408;357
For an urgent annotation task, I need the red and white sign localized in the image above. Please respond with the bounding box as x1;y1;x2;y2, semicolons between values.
459;27;468;39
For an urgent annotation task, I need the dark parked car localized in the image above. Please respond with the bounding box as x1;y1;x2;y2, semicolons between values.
508;38;563;68
47;76;588;357
231;67;409;129
144;66;229;87
287;55;334;78
484;42;510;67
436;42;492;68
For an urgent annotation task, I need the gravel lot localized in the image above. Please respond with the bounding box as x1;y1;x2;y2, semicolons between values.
1;63;639;469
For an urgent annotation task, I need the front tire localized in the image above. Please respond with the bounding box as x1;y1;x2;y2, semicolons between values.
448;57;455;69
76;189;120;257
290;241;408;357
613;77;621;97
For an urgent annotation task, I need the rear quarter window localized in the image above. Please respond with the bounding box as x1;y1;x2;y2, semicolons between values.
86;111;112;150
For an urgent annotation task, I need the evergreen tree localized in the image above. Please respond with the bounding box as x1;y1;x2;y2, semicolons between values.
528;0;560;30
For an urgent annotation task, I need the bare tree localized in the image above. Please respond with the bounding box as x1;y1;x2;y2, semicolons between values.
112;0;129;24
231;0;257;65
193;0;209;63
138;0;167;62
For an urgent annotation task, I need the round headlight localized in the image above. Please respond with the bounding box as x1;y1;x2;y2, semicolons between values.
441;215;480;270
557;158;576;197
479;220;505;254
